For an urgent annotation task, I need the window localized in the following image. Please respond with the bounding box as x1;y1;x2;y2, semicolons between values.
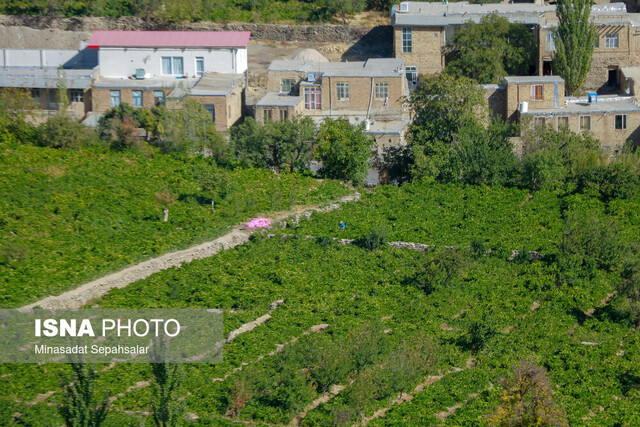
594;35;599;48
580;115;591;131
531;84;544;100
402;28;412;53
557;116;569;129
305;87;321;110
132;90;143;107
196;57;204;77
228;105;232;119
263;109;272;122
615;114;627;130
205;105;215;122
279;109;288;121
281;79;295;94
68;89;83;103
48;90;57;109
534;117;546;128
162;56;184;75
546;29;556;51
154;90;165;106
336;83;350;100
31;88;40;103
406;66;418;87
110;90;121;107
605;33;619;48
375;82;389;99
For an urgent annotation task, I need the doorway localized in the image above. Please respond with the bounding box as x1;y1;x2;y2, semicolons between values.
608;68;619;88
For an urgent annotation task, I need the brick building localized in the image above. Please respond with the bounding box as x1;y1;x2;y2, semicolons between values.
256;58;410;148
485;76;640;150
392;1;640;93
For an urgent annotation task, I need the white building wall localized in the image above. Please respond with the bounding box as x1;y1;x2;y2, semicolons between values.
98;47;248;78
0;49;79;67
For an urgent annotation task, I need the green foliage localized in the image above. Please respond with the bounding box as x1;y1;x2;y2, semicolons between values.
461;313;497;354
150;360;185;427
407;248;467;295
314;0;366;24
553;0;597;95
0;88;38;145
0;144;350;307
58;362;109;427
316;118;373;184
232;115;316;172
444;13;537;84
407;74;486;180
617;258;640;328
39;114;102;149
488;360;567;426
355;226;387;251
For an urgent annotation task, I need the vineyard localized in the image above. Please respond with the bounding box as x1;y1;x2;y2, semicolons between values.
1;181;639;425
0;144;350;308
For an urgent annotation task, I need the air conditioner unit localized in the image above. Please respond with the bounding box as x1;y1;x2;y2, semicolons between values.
135;68;145;80
307;73;316;83
399;2;409;12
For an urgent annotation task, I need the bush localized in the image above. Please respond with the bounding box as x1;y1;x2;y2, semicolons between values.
355;227;387;251
38;115;101;149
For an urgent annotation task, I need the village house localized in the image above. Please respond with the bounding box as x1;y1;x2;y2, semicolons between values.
484;75;640;150
255;57;410;148
391;1;640;93
0;46;97;121
87;30;250;132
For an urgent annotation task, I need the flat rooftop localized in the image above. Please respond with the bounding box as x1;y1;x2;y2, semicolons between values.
269;58;404;78
522;95;640;115
392;2;639;27
94;76;199;90
0;67;95;89
170;73;244;98
257;92;302;107
504;76;564;84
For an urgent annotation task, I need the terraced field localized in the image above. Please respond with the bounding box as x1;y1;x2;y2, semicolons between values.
1;182;639;426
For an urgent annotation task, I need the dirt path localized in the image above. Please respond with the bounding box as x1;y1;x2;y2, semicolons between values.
20;192;360;311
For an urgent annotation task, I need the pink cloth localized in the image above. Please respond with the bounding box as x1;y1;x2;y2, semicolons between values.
245;218;271;228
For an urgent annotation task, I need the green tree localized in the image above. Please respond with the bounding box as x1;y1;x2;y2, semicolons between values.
444;14;537;84
617;259;640;329
264;115;316;172
57;362;109;427
553;0;597;95
39;114;102;149
488;360;567;426
315;0;365;24
0;88;38;144
231;117;266;167
150;363;185;427
316;118;373;183
406;74;486;180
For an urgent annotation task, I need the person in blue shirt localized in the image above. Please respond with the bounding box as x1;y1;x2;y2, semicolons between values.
339;221;345;232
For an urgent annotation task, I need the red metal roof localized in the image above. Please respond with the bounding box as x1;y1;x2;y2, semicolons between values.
88;30;251;49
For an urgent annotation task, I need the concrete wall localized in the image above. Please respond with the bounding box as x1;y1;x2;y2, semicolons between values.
527;111;640;150
97;47;247;78
484;86;507;120
393;25;444;75
0;49;81;67
506;81;565;120
266;70;307;93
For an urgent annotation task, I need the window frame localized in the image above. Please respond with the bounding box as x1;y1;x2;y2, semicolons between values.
195;57;204;77
205;105;215;122
162;56;184;75
531;84;544;101
132;90;143;108
110;90;121;108
546;29;556;51
534;116;546;128
579;115;591;131
615;114;627;130
281;79;295;94
375;82;389;99
336;82;350;101
402;28;413;53
263;108;272;122
153;90;165;106
405;66;418;86
557;116;569;129
304;86;321;110
279;109;288;121
68;89;83;103
605;33;619;49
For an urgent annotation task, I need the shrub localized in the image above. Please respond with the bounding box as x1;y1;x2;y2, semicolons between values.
355;227;387;251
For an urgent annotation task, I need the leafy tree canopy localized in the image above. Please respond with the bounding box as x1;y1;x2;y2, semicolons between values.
443;14;537;84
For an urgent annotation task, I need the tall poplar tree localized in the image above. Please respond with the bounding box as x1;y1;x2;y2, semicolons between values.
553;0;597;95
